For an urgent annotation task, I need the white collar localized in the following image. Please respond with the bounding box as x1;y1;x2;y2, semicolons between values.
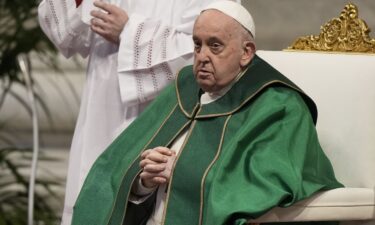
200;70;246;105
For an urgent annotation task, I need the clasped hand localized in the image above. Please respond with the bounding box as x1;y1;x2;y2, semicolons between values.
139;147;177;189
90;1;128;44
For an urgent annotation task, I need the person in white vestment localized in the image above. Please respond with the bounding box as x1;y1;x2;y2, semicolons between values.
38;0;240;224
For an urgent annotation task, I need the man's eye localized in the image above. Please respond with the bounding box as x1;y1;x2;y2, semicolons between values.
194;43;201;51
210;43;222;53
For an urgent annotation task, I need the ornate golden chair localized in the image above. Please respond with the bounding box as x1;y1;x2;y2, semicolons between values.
251;3;375;225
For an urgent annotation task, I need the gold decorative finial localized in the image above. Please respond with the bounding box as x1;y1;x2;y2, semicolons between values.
287;3;375;53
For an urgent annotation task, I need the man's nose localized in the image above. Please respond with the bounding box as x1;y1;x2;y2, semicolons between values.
195;46;210;63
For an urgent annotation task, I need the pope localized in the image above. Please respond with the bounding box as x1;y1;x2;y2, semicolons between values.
71;2;343;225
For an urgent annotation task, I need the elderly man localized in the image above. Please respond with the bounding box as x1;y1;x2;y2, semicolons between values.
71;2;342;225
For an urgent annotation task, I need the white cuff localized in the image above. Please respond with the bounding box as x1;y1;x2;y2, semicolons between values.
128;177;157;205
133;177;157;196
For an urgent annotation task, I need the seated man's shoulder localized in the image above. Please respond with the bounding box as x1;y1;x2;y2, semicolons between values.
177;65;194;79
253;86;312;115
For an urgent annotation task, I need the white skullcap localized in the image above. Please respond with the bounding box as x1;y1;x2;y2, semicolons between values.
202;1;256;38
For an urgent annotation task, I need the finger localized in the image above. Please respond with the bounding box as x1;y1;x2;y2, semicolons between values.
139;172;158;188
146;152;168;163
139;158;156;168
152;177;167;184
140;172;167;184
93;1;114;14
91;18;108;30
143;163;166;173
91;24;108;37
139;171;160;180
140;176;167;188
140;169;168;179
153;147;175;156
90;10;110;22
141;149;153;159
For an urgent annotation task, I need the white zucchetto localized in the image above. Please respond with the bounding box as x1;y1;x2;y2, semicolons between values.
202;1;256;38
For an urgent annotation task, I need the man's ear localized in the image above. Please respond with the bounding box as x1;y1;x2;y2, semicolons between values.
240;41;256;67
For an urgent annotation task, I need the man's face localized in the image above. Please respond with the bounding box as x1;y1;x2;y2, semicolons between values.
192;10;250;93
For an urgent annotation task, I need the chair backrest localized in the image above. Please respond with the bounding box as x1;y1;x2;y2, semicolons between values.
249;50;375;224
257;50;375;189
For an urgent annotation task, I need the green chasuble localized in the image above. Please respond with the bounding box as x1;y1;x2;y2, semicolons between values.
72;55;343;225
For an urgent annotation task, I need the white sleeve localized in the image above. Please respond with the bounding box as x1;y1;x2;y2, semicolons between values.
117;13;194;73
116;0;224;104
128;176;157;204
117;0;242;72
116;11;195;104
38;0;92;58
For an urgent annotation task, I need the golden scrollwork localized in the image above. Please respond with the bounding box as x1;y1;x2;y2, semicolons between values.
287;3;375;53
